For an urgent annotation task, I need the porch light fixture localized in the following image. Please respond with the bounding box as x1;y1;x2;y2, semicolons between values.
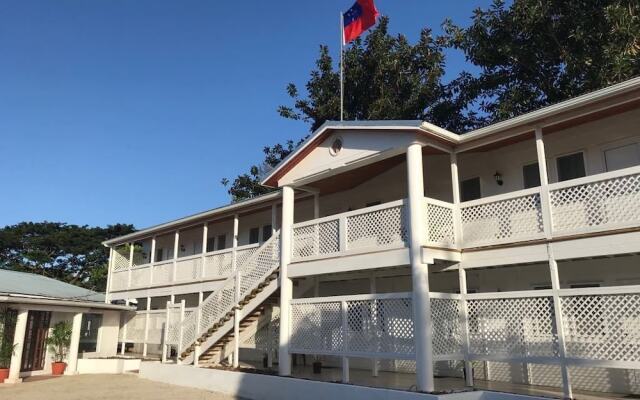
494;171;504;186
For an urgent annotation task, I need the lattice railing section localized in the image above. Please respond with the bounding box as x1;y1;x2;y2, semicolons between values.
175;256;202;282
204;250;234;277
243;307;280;352
112;247;130;272
550;169;640;235
561;293;640;363
292;219;340;259
178;232;281;354
121;313;147;343
346;203;408;252
461;190;544;247
425;199;456;248
166;306;183;345
430;296;463;359
466;295;559;359
110;270;128;291
130;266;151;288
152;261;173;285
146;312;166;345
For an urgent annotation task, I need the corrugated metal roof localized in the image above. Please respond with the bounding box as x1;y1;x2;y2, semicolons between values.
0;269;105;302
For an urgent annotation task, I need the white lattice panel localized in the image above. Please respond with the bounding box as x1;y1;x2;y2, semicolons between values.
166;307;182;345
293;219;340;259
204;251;233;278
238;236;280;298
152;261;173;285
431;298;463;357
467;296;558;358
122;313;147;342
550;172;640;234
561;293;640;362
244;308;280;352
461;193;544;247
425;201;456;247
146;313;166;344
347;205;408;251
236;246;258;268
110;270;128;291
130;266;150;287
291;301;343;353
112;247;130;272
175;257;202;282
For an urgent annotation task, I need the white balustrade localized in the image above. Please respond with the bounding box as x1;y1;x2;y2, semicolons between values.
175;255;203;282
130;264;151;288
152;260;174;285
425;198;456;248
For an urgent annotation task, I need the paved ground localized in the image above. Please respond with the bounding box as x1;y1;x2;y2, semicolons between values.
0;373;241;400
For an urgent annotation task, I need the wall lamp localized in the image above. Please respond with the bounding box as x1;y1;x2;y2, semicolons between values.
494;171;504;186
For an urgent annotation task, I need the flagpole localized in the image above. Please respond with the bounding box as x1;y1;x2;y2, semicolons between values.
340;12;344;121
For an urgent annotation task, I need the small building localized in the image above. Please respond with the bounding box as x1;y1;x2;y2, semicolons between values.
0;269;131;383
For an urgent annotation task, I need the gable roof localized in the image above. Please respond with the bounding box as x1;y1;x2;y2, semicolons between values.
0;269;104;302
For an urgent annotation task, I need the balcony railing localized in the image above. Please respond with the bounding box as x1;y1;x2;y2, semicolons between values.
110;243;260;292
291;200;408;261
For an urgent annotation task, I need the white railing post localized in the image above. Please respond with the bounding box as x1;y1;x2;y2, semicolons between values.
105;247;114;303
194;291;204;368
149;237;156;286
547;244;573;399
233;271;241;368
458;267;473;386
127;243;134;289
278;186;294;376
162;300;170;363
176;299;186;365
450;152;464;248
120;300;129;355
339;215;348;252
341;299;350;383
370;273;379;377
535;127;554;239
201;223;208;278
143;296;151;357
232;214;239;271
406;142;435;392
173;230;180;283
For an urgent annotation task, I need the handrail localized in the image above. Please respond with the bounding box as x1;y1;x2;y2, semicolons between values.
548;164;640;191
460;187;542;208
178;230;281;354
293;199;406;229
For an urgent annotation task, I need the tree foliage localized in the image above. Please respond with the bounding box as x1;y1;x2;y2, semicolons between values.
225;0;640;201
0;222;135;292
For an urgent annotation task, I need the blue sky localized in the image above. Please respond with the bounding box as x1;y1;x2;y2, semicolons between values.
0;0;494;229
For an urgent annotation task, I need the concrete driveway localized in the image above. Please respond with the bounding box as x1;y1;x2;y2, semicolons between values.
0;373;241;400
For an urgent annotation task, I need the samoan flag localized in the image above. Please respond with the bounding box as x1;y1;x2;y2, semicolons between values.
343;0;380;43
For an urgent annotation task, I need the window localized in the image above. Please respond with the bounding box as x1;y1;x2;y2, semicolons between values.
460;177;481;202
206;237;215;252
216;234;226;250
604;143;640;171
249;227;260;244
523;162;541;189
155;248;163;262
556;152;586;182
262;225;272;241
78;314;102;353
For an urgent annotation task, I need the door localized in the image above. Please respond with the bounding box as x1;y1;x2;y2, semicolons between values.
604;143;640;171
20;311;51;372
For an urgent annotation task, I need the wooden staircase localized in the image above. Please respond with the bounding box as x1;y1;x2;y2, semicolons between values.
198;295;279;366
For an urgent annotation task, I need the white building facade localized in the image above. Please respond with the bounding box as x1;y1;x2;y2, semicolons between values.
105;77;640;398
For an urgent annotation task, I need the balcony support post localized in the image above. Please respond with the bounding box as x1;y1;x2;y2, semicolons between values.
232;214;239;272
201;223;208;278
173;231;180;282
450;152;464;247
278;186;294;376
106;247;114;303
194;291;204;367
176;299;186;365
406;143;435;392
370;272;379;377
535;127;554;239
233;271;241;369
162;300;170;363
143;296;151;357
127;242;134;289
271;203;278;234
149;237;156;286
458;267;473;386
547;244;573;399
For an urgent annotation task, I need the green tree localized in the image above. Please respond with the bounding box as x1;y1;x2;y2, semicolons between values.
0;222;135;292
444;0;640;125
224;17;471;200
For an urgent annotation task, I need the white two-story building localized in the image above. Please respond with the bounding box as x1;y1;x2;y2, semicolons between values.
105;77;640;399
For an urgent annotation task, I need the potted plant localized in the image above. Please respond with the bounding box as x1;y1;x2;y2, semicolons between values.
0;341;17;383
45;321;72;375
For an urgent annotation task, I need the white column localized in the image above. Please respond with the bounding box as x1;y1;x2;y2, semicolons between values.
232;214;239;271
6;308;28;384
149;236;156;285
65;312;83;375
172;231;180;282
278;186;294;376
201;223;208;278
105;247;114;303
535;127;553;239
120;300;129;355
127;243;134;289
548;244;573;399
341;300;349;383
271;203;278;233
176;299;186;365
406;143;435;392
193;291;204;367
450;153;464;247
458;267;473;386
233;270;241;368
143;296;151;357
370;273;379;377
162;300;170;363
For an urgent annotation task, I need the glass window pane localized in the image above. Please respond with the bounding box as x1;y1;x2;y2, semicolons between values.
461;177;481;202
523;162;541;189
79;313;102;353
557;152;586;182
